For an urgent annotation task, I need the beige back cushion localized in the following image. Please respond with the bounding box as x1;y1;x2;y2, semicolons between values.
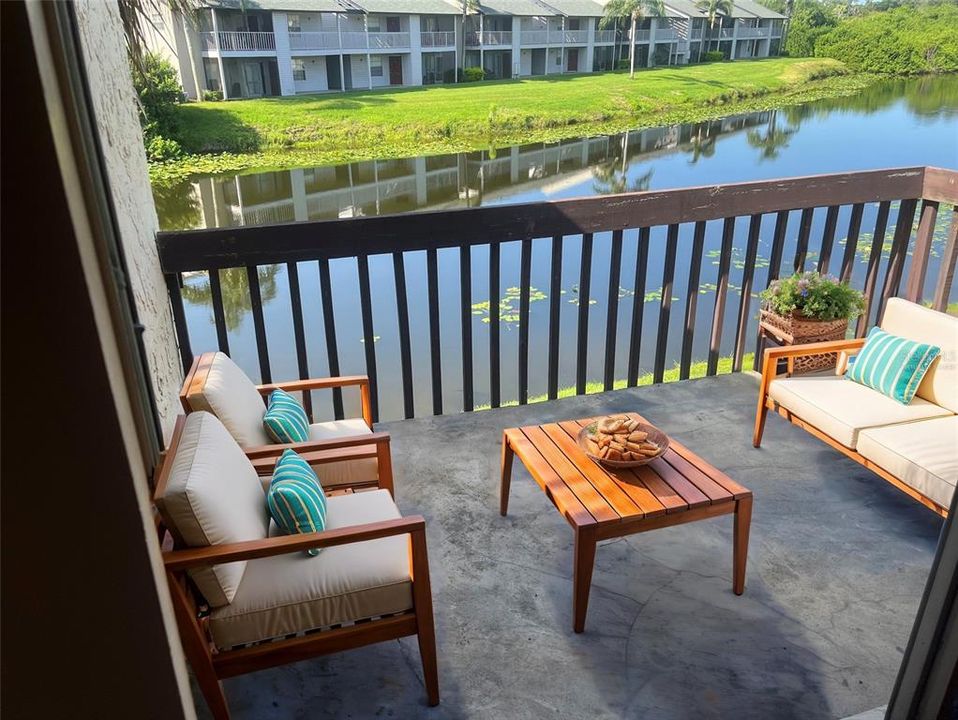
881;298;958;413
189;352;272;447
156;412;269;607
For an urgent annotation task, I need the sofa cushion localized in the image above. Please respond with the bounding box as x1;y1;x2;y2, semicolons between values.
187;352;272;448
307;418;379;488
155;412;270;607
857;416;958;509
846;327;940;404
881;298;958;413
264;388;310;444
268;450;328;557
208;489;413;649
767;374;953;448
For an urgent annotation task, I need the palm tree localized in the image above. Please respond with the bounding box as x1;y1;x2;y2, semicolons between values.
685;123;717;164
458;0;480;81
696;0;733;55
746;110;796;161
117;0;197;73
601;0;665;79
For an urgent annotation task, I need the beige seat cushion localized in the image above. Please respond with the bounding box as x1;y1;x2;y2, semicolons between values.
768;375;952;448
309;418;379;488
857;416;958;509
188;353;272;448
208;489;412;649
881;298;958;412
155;412;270;607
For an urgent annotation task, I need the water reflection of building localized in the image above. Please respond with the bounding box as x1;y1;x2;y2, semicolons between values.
191;111;774;229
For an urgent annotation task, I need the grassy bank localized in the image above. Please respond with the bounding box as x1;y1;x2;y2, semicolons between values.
474;353;754;411
152;58;872;185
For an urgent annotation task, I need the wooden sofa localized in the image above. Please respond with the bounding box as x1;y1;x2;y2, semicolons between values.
754;298;957;517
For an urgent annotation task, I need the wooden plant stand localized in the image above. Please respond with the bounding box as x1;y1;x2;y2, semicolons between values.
500;412;753;633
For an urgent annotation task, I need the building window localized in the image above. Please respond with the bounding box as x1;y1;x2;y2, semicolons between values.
203;58;220;91
292;59;306;81
288;14;301;32
370;56;383;77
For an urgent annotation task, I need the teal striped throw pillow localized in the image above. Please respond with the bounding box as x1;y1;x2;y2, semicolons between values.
846;327;940;405
267;449;327;557
263;388;309;443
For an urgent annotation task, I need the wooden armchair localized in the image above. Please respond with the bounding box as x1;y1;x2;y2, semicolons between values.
154;413;439;719
180;352;391;495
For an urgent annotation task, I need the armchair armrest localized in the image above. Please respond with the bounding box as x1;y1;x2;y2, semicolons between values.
244;431;389;461
257;376;373;428
163;516;425;572
762;337;865;362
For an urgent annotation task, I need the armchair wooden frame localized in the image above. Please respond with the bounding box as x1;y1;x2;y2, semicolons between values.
753;339;948;517
154;417;439;719
180;352;392;495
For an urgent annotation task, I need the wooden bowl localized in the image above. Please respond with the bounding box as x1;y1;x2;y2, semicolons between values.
577;418;669;468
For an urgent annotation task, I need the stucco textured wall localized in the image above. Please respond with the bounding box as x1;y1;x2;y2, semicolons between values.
74;0;184;438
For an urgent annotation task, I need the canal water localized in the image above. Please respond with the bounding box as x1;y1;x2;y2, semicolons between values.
156;75;958;421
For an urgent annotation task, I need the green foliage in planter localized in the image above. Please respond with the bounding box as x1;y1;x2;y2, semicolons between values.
760;271;865;321
462;67;486;82
703;51;725;62
202;89;224;102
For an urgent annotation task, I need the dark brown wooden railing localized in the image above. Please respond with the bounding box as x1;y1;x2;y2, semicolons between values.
158;166;957;423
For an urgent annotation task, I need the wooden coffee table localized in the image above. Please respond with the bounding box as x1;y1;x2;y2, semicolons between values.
500;412;752;633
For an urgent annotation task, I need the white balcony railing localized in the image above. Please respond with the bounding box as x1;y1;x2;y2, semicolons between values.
288;31;340;50
551;29;588;44
421;31;456;47
340;31;368;49
217;31;276;52
690;28;704;40
631;29;651;42
594;29;617;43
520;30;548;45
368;31;410;49
655;28;679;41
481;30;512;46
736;26;768;38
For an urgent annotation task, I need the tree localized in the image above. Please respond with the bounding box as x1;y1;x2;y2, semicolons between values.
601;0;666;79
746;110;796;161
458;0;480;80
696;0;733;54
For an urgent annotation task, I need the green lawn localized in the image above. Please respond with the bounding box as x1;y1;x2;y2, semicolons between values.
158;58;872;183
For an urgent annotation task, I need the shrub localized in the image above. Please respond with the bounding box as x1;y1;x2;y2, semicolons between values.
462;67;485;82
760;271;865;321
814;4;958;74
617;58;630;70
145;135;183;162
703;50;725;62
132;53;186;160
202;89;224;102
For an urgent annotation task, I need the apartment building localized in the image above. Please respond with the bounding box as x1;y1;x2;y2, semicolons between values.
149;0;785;100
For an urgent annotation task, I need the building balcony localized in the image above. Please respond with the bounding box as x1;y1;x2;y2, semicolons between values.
737;26;769;38
466;30;513;47
420;31;456;47
520;29;549;45
631;28;651;42
215;30;276;52
547;29;589;44
368;31;410;49
288;31;340;51
594;29;618;43
654;28;680;41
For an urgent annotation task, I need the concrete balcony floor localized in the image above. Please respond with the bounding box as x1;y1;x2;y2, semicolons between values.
201;373;943;719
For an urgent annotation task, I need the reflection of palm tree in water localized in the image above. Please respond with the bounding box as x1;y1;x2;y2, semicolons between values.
181;266;280;331
685;123;717;165
746;110;796;161
592;156;654;194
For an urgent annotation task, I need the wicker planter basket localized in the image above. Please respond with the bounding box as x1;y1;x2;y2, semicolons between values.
759;309;849;373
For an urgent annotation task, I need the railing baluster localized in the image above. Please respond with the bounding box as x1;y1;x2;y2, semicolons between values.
318;258;344;420
460;245;474;412
857;201;890;337
653;224;679;384
392;252;414;420
575;233;593;395
733;214;761;372
286;261;312;420
603;230;623;391
357;255;379;423
489;242;500;409
879;198;918;320
903;200;939;304
246;265;271;383
165;272;192;373
427;247;442;416
208;268;230;355
518;238;532;405
839;203;864;283
817;205;839;274
547;235;563;400
627;228;649;387
679;221;706;380
751;211;789;371
793;208;813;272
708;217;736;376
932;207;958;313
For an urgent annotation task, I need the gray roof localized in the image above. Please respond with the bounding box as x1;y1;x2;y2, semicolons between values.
357;0;462;13
664;0;784;18
479;0;557;15
732;0;786;18
538;0;605;16
204;0;360;12
662;0;708;17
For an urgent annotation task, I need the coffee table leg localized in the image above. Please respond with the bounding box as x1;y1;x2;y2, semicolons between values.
500;435;515;516
733;494;753;595
573;526;597;633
